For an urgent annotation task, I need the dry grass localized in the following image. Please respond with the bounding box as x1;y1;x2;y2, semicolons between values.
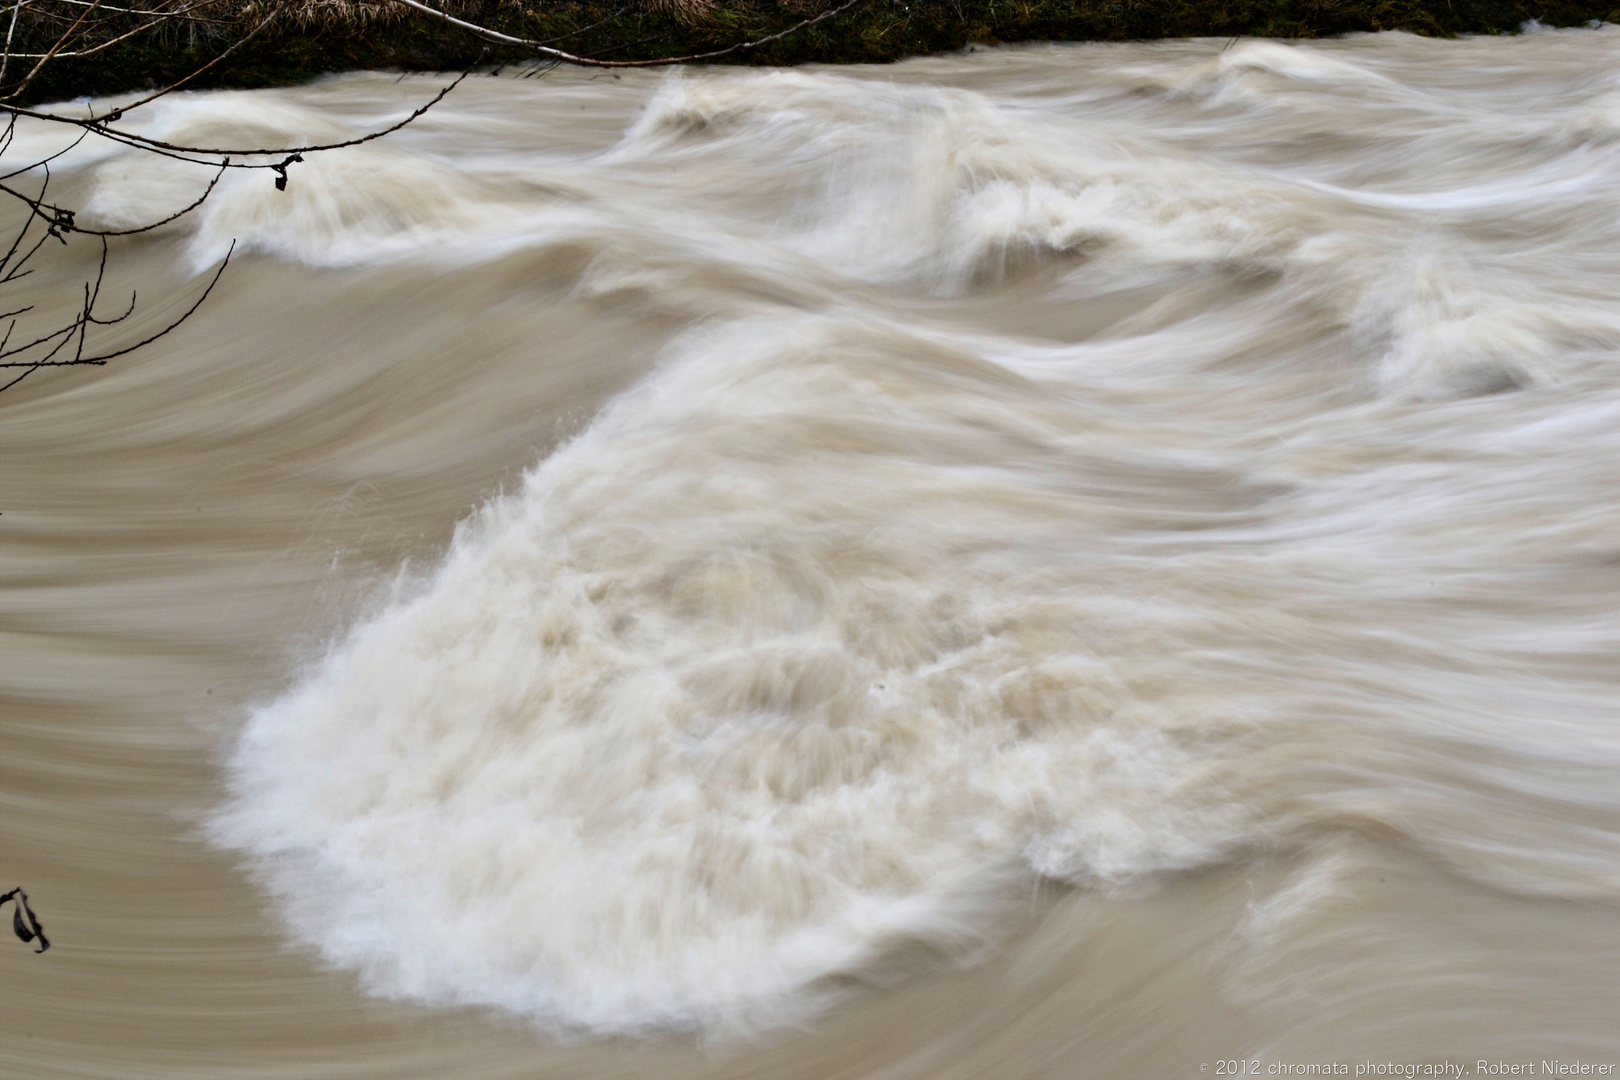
271;0;417;27
645;0;722;23
247;0;475;30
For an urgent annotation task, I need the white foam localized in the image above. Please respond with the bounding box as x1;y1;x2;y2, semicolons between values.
199;48;1620;1036
214;316;1276;1034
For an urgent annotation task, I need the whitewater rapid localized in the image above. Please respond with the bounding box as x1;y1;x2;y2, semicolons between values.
14;26;1619;1061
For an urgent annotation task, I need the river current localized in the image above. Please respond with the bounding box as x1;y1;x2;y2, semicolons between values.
4;26;1620;1077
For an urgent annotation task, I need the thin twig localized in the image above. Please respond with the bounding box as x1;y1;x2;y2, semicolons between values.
0;888;48;952
0;237;234;369
0;0;23;86
5;63;473;162
389;0;865;68
6;0;101;101
85;8;276;121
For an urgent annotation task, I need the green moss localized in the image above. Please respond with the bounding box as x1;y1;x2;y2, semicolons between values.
24;0;1619;103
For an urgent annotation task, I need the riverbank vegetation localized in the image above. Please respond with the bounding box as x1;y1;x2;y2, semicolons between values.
6;0;1615;104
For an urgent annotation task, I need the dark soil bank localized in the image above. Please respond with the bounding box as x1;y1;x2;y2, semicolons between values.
33;0;1620;103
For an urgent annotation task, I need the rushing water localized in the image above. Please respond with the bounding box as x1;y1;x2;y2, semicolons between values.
4;26;1620;1077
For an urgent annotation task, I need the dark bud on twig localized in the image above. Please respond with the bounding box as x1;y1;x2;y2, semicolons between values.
47;207;75;244
271;153;304;192
0;888;50;953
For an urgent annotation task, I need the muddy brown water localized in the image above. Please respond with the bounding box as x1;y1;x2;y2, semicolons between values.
4;28;1620;1078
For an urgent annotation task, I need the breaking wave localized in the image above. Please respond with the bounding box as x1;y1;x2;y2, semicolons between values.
83;29;1614;1036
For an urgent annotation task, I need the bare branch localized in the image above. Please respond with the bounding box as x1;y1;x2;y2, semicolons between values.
0;238;234;376
7;0;101;101
389;0;866;69
0;1;23;86
6;63;473;163
83;8;277;122
2;13;196;59
0;0;868;401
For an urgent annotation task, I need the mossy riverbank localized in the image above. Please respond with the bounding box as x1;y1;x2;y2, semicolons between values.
28;0;1620;104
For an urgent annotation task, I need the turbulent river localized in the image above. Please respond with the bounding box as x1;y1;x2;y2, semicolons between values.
4;26;1620;1077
